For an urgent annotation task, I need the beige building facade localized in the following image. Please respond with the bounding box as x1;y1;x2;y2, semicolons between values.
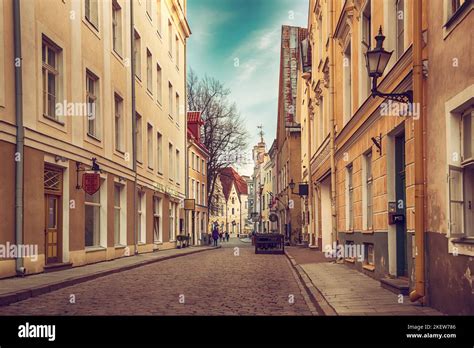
0;0;190;279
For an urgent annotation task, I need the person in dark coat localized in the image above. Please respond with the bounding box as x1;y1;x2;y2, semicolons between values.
225;231;230;242
212;226;219;247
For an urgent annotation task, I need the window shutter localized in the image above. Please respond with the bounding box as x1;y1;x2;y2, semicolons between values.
448;166;465;238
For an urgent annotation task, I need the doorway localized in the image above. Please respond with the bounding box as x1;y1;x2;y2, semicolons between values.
395;134;407;277
44;165;63;265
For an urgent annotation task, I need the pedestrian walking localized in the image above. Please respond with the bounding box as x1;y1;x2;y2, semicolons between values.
225;231;230;242
219;232;223;242
212;226;219;247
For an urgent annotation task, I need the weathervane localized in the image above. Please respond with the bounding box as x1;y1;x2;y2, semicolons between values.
257;124;264;143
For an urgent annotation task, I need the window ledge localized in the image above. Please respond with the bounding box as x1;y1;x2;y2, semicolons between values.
85;246;106;253
43;115;65;126
452;237;474;245
114;244;126;249
362;229;374;234
137;242;147;246
363;264;375;272
344;258;355;263
154;241;163;245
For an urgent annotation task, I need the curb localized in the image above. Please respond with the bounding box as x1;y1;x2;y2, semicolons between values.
0;246;220;307
284;250;338;316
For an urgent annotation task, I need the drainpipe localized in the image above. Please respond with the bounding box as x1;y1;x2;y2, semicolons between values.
13;0;25;276
410;0;425;303
130;0;138;255
328;0;337;247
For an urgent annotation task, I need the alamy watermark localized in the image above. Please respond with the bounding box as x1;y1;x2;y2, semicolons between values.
0;242;38;262
380;100;420;119
55;100;96;119
324;242;365;262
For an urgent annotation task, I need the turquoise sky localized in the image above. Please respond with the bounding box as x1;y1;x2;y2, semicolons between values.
187;0;309;175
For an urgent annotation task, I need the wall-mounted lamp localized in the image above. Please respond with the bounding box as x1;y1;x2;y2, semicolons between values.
366;27;413;104
55;155;67;163
371;134;382;154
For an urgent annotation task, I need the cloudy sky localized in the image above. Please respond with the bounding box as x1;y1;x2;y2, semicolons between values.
187;0;309;175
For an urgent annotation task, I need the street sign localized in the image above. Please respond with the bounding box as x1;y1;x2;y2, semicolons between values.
184;199;195;211
82;172;100;195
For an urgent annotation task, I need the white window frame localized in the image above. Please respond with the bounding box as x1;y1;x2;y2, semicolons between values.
138;191;146;244
112;0;123;56
445;86;474;257
153;196;163;243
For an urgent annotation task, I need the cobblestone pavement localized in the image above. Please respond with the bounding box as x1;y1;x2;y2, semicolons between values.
0;239;314;316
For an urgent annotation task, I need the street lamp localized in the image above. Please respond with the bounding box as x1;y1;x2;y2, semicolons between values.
365;26;413;104
289;179;296;193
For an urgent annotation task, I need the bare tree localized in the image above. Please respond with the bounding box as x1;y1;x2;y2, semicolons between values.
187;68;248;213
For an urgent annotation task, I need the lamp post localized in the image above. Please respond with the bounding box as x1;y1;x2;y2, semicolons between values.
365;26;413;104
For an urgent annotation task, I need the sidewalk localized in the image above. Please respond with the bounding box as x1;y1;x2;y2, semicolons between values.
0;245;219;307
286;246;442;316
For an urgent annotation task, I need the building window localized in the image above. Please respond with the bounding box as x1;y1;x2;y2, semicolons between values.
232;208;235;215
168;20;173;57
202;159;205;175
153;196;162;243
169;202;177;240
85;190;101;247
364;151;373;230
168;82;173;118
138;191;146;243
136;114;142;163
156;63;162;105
42;37;61;121
175;149;180;183
364;243;375;266
112;0;122;56
346;164;354;231
86;70;99;138
146;0;152;20
191;180;195;199
202;183;206;206
447;0;469;23
85;0;99;30
114;184;124;246
134;30;141;79
146;49;153;93
175;93;180;124
343;41;352;124
197;181;200;204
449;109;474;237
157;132;163;174
157;0;162;35
396;0;405;59
147;123;153;169
175;35;179;68
168;143;174;180
114;94;124;152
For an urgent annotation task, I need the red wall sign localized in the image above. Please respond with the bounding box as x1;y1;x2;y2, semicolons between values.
82;173;101;195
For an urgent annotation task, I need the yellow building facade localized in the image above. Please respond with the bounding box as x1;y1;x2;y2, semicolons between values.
0;0;190;278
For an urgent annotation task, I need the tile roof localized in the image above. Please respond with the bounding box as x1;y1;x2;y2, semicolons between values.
219;167;248;200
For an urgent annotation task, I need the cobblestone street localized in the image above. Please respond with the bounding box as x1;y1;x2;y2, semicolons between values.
0;239;314;316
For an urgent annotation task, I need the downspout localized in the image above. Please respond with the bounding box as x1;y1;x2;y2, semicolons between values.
13;0;25;275
410;0;425;303
184;38;188;244
130;0;138;255
329;0;337;246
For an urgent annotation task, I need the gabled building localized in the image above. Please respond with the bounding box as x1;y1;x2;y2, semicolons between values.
209;167;248;236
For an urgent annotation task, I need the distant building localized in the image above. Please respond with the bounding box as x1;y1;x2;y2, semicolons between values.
209;167;248;236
